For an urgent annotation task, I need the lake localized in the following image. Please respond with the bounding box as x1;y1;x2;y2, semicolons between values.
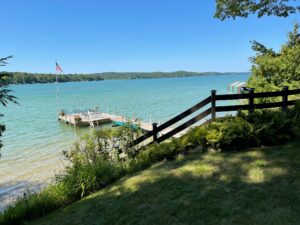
0;73;249;211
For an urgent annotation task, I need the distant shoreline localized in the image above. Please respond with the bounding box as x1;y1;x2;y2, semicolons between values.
2;71;250;85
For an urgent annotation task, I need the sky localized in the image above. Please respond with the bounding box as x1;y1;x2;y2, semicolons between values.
0;0;299;73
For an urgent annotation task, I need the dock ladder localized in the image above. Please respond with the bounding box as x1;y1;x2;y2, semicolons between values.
87;110;95;128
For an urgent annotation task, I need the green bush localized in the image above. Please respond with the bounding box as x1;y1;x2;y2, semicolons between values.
184;116;255;151
128;138;185;172
239;105;300;145
182;105;300;151
61;159;125;198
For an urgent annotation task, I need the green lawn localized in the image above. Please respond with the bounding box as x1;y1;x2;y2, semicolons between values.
30;143;300;225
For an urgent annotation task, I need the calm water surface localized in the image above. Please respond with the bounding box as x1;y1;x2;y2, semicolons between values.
0;73;249;210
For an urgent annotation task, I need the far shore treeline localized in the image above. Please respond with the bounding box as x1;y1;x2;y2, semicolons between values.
0;71;249;84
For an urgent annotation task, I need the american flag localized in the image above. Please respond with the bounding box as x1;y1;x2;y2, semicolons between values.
55;62;63;73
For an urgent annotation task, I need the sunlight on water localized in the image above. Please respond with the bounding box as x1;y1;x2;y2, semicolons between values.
0;73;249;210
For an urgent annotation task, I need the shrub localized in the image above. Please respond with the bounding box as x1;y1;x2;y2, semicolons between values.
60;159;125;198
183;105;300;151
184;116;255;151
239;105;300;145
128;138;186;172
59;126;143;198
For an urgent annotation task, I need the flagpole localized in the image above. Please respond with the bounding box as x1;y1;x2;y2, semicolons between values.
55;61;60;115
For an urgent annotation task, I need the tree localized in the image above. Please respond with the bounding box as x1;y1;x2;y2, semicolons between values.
247;24;300;101
0;56;17;150
215;0;300;20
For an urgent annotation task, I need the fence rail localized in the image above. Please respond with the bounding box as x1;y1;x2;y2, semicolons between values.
131;86;300;148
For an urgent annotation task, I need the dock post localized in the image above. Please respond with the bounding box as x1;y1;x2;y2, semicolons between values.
152;123;158;143
248;88;255;114
211;90;216;121
282;86;289;112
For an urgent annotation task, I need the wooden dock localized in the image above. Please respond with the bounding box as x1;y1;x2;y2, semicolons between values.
58;111;175;134
58;109;193;143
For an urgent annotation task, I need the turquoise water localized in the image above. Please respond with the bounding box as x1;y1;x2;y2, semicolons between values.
0;73;249;210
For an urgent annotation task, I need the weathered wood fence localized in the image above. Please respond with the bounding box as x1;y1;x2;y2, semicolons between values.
131;86;300;147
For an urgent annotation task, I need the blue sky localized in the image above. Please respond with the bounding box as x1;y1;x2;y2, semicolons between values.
1;0;299;73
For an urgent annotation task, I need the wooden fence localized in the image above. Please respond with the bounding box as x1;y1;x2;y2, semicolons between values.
131;86;300;147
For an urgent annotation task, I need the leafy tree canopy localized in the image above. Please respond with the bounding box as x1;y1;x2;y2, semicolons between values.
0;56;17;151
247;24;300;94
215;0;300;20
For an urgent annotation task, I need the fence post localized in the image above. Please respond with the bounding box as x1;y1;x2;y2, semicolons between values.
152;123;158;143
282;86;289;112
248;88;255;114
211;90;216;121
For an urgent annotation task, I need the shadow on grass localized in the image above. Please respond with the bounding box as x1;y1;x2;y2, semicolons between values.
32;143;300;225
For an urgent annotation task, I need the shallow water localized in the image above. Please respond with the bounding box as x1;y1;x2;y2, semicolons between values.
0;73;249;210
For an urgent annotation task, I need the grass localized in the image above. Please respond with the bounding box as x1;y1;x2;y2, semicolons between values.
29;143;300;225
